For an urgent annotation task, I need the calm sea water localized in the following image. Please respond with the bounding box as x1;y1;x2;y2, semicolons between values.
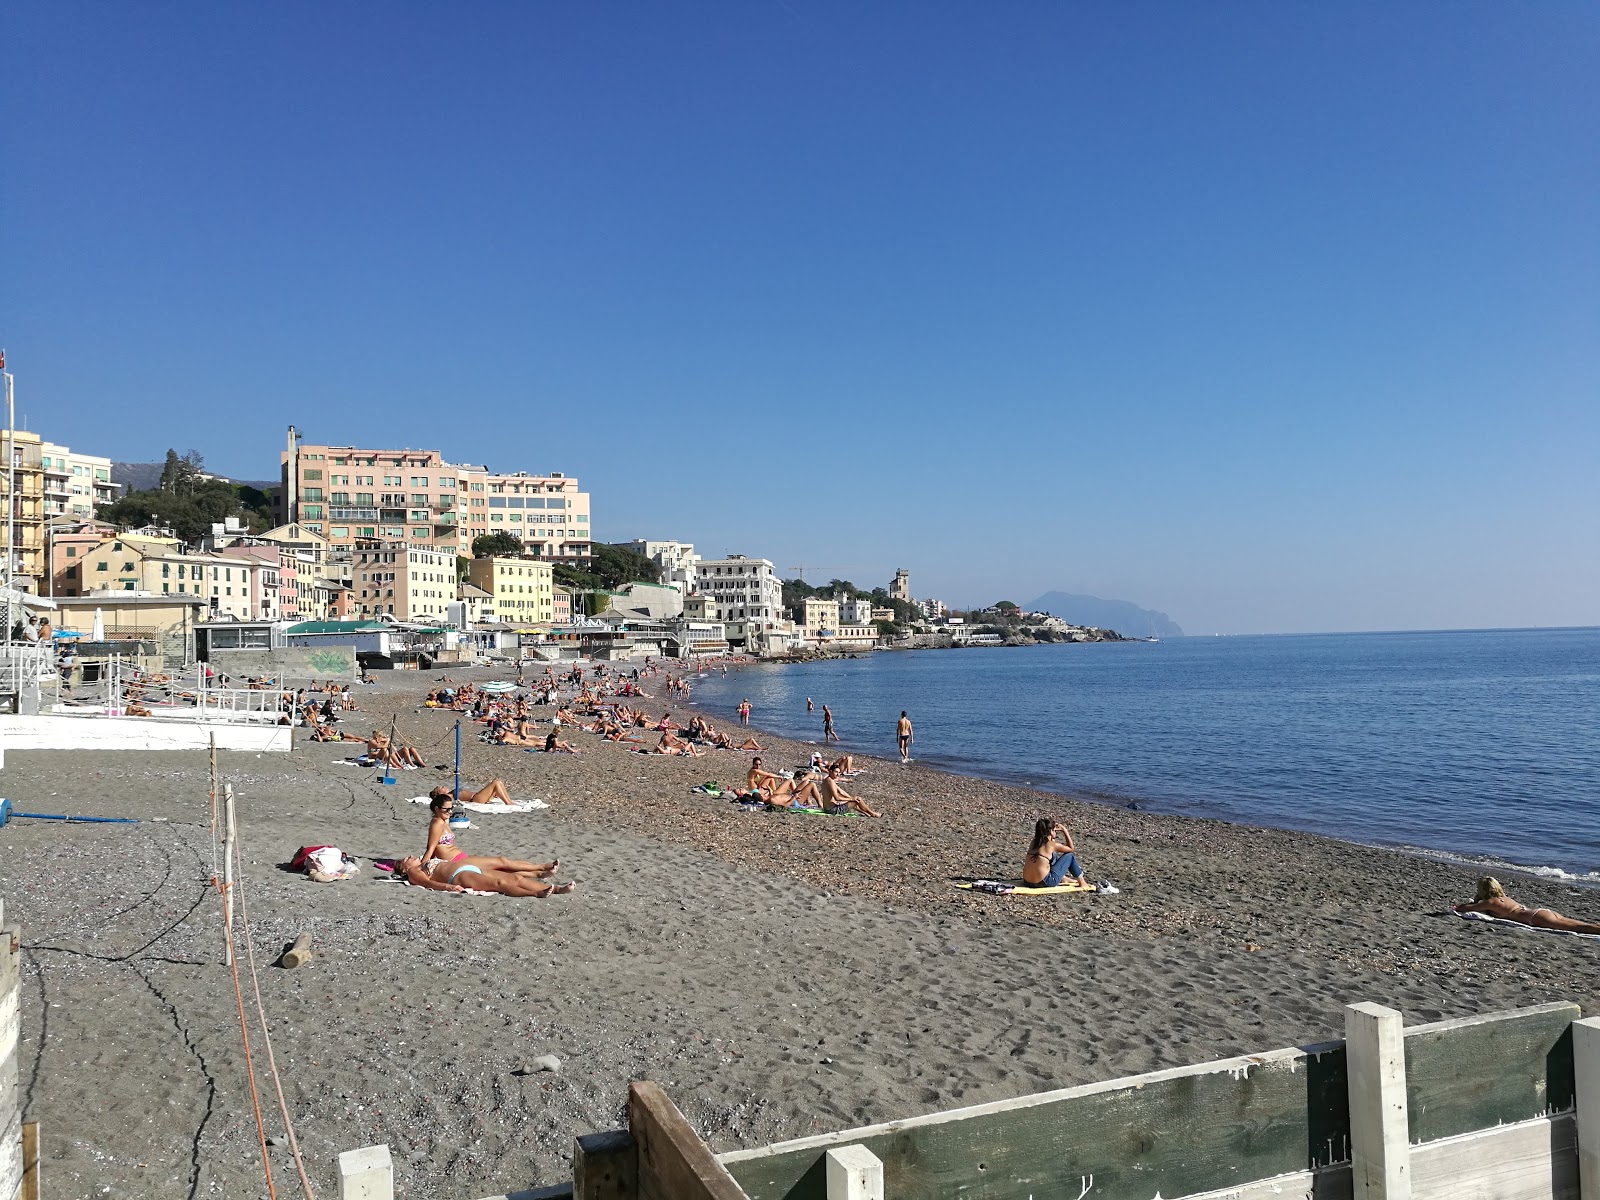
686;628;1600;879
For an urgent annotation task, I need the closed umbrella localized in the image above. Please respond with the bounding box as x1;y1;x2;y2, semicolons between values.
91;608;104;641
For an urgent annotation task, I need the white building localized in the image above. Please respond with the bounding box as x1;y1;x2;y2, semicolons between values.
626;539;700;595
692;555;785;654
839;595;876;625
40;441;120;520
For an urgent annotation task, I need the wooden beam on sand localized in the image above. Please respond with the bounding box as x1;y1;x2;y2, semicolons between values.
20;1120;38;1200
1346;1002;1411;1200
278;933;313;969
574;1129;636;1199
1571;1016;1600;1200
629;1082;749;1200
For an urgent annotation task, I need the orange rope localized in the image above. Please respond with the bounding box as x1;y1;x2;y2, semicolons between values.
231;830;316;1198
214;875;279;1200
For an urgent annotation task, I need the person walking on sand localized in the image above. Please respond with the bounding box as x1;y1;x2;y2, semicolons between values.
738;698;752;726
897;711;913;764
822;704;838;743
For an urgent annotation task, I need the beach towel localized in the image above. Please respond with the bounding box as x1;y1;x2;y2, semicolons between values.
955;879;1098;896
1450;908;1600;942
406;796;550;813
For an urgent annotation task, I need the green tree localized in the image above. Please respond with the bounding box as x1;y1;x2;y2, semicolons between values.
456;555;471;583
472;531;525;557
782;577;820;610
873;618;901;638
591;543;661;589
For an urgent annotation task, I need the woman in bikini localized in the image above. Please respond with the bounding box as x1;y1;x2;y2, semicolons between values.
1023;818;1087;887
396;855;574;897
1456;877;1600;934
428;778;518;810
422;793;559;877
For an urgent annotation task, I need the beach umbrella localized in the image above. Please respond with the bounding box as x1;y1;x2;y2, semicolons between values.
91;608;105;641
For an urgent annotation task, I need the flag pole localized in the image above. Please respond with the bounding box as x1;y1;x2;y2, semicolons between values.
4;353;15;644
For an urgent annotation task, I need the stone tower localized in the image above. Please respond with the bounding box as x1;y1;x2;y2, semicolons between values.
889;569;910;604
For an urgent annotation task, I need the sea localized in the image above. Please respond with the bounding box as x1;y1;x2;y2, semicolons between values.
683;627;1600;882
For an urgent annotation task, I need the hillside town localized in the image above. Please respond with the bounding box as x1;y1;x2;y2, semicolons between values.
2;421;1121;681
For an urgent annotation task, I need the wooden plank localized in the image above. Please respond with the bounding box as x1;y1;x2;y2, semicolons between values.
1402;1002;1580;1145
1346;1002;1410;1200
574;1129;637;1200
338;1143;394;1200
721;1041;1351;1200
824;1145;883;1200
1410;1113;1577;1200
21;1120;39;1200
628;1082;749;1200
1573;1017;1600;1200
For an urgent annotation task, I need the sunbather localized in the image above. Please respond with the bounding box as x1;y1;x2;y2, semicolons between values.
543;730;581;754
818;764;882;817
1022;818;1085;887
396;855;575;897
1455;877;1600;934
766;770;825;811
422;793;558;872
430;779;517;808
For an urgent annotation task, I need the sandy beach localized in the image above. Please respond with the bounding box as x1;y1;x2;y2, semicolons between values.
4;662;1594;1198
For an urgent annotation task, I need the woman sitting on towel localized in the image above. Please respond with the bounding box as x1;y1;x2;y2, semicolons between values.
422;792;558;875
766;770;825;811
1455;878;1600;935
396;855;574;897
1023;818;1086;888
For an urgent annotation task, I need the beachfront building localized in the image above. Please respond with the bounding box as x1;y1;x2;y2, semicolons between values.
257;523;335;622
839;595;876;626
278;429;592;566
456;583;495;627
217;543;290;622
352;540;457;623
795;596;877;650
552;585;573;624
625;539;699;594
692;555;786;654
2;431;122;594
467;556;556;627
72;533;259;620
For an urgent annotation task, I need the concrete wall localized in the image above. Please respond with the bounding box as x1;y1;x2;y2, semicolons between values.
0;714;291;751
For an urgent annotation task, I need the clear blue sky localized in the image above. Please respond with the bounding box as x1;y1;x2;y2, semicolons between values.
4;3;1595;634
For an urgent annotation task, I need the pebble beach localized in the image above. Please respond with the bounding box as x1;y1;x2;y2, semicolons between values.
4;662;1594;1198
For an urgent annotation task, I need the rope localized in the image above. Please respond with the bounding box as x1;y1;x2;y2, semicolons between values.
230;827;316;1198
214;874;279;1200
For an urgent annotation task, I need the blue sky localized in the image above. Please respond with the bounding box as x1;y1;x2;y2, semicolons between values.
4;3;1595;634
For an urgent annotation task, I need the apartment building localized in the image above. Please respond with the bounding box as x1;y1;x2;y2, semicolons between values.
796;596;878;649
352;540;457;622
73;534;260;620
218;543;291;622
41;441;118;520
466;556;555;627
692;555;786;653
278;429;592;567
625;539;699;594
257;523;332;622
2;430;45;585
467;471;590;562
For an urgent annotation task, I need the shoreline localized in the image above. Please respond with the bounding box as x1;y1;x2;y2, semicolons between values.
686;651;1600;887
3;663;1596;1197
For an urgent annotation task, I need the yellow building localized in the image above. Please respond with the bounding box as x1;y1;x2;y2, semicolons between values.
73;534;258;619
2;430;45;585
466;556;555;627
352;540;456;622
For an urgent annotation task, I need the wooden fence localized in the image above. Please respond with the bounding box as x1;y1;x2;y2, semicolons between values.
447;999;1600;1200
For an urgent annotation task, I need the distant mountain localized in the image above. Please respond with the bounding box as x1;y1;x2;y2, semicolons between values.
1026;591;1184;638
112;462;278;493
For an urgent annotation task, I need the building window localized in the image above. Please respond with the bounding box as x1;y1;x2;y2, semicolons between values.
303;469;323;481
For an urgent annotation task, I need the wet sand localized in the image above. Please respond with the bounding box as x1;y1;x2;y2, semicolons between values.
2;664;1593;1198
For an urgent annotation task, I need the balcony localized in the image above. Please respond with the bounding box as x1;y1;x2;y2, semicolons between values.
329;507;379;522
432;512;457;527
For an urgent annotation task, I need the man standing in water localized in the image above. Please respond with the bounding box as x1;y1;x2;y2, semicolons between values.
897;711;913;763
822;704;838;743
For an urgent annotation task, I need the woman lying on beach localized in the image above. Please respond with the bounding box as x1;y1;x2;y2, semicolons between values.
422;793;560;875
1454;877;1600;934
1023;818;1087;888
428;780;517;809
395;856;574;897
652;731;704;757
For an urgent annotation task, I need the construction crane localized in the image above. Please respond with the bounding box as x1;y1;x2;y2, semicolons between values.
787;565;838;582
